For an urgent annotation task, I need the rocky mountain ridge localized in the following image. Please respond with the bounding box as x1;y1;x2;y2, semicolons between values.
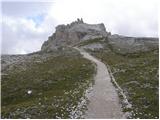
2;19;158;70
41;19;158;53
41;18;110;52
2;19;159;71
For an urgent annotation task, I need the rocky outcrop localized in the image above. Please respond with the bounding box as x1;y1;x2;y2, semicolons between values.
41;18;110;52
107;34;159;54
41;19;158;53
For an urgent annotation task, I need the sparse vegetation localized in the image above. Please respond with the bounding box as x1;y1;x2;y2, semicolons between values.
1;50;95;119
85;40;159;119
2;36;158;119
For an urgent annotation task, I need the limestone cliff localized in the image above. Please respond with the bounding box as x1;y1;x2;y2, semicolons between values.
41;18;110;52
41;19;158;53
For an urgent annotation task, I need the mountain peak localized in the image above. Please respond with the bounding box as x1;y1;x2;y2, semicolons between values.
41;20;110;52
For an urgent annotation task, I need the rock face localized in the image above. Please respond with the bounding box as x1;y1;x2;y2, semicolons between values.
41;18;109;52
41;19;158;53
107;34;159;54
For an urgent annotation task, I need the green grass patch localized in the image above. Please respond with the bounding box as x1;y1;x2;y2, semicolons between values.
1;52;95;118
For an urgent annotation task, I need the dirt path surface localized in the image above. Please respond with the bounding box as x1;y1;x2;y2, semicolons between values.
75;47;124;119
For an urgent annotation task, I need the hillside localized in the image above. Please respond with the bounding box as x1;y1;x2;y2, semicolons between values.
1;19;159;119
1;47;96;118
78;37;159;119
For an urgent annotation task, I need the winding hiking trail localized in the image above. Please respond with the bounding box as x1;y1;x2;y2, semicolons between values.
74;47;124;119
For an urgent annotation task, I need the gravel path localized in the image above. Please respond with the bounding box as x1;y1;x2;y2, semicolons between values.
75;47;124;118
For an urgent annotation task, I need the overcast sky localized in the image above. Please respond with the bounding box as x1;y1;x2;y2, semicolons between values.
1;0;159;54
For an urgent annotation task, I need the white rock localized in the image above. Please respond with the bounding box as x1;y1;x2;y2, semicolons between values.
27;90;32;95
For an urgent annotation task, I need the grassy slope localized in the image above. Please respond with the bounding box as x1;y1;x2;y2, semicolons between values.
2;51;95;118
82;38;159;119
